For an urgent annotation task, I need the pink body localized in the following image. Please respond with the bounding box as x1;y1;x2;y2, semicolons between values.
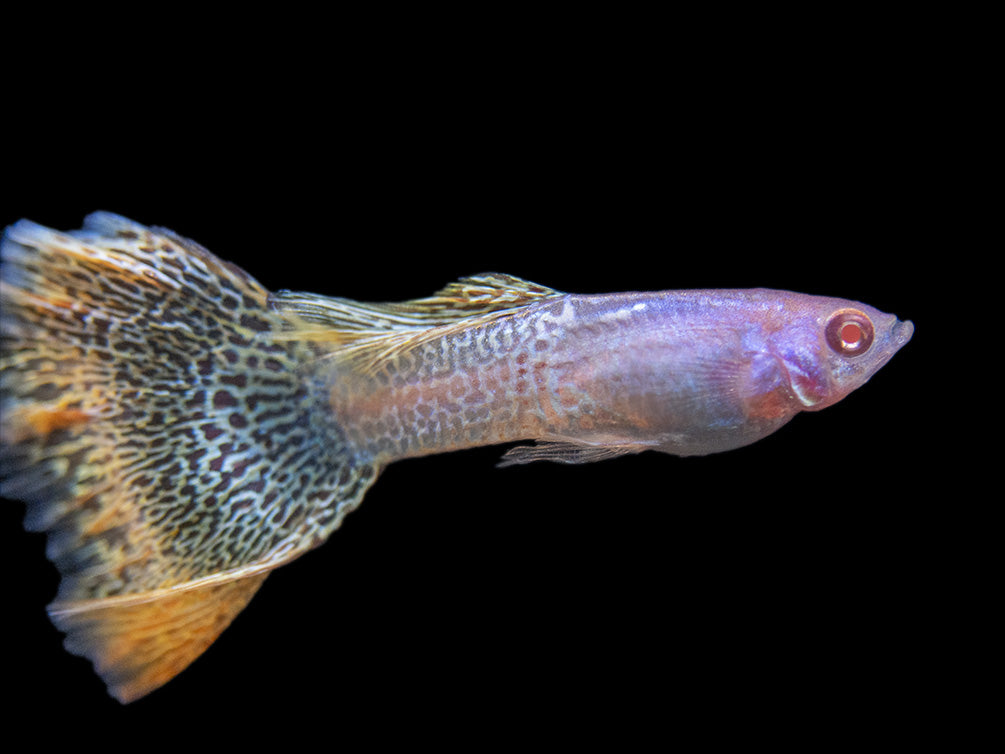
0;213;915;701
329;288;913;465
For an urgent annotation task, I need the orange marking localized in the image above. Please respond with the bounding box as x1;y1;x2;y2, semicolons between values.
25;407;93;436
80;489;138;537
745;389;790;420
3;285;78;310
50;572;268;703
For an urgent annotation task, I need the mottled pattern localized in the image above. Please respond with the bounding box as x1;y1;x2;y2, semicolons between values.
0;214;377;700
2;213;913;702
329;289;913;464
331;297;607;460
1;213;375;599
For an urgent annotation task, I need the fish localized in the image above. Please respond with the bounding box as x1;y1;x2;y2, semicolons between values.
0;212;913;702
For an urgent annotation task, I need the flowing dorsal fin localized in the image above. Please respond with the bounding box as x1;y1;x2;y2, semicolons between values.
270;272;561;330
412;273;563;316
268;273;563;374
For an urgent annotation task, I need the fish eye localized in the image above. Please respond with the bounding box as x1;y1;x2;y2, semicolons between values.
825;309;874;357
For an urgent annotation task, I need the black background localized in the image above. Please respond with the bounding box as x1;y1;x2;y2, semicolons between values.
0;15;973;747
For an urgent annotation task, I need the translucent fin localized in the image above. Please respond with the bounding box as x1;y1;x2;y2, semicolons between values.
270;272;561;330
498;439;652;467
1;213;380;700
269;272;563;375
51;572;268;703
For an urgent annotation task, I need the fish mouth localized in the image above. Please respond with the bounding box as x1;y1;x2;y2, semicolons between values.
891;318;914;349
869;317;913;374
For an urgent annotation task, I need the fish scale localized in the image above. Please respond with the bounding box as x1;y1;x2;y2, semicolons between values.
1;212;912;702
330;310;566;460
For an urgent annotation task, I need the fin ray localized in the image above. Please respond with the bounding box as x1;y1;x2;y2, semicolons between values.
268;273;563;376
51;571;269;703
498;439;653;467
1;213;380;700
270;272;561;330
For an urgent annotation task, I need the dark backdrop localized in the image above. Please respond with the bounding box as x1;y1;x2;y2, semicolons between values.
0;42;953;744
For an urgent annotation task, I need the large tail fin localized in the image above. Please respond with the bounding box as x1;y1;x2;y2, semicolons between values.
0;213;378;702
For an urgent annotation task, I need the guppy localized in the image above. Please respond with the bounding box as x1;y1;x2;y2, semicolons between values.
0;213;913;702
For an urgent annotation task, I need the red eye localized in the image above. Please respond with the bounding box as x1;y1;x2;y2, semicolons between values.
825;309;874;356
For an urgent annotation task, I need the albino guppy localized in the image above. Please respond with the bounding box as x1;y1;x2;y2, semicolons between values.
0;213;913;702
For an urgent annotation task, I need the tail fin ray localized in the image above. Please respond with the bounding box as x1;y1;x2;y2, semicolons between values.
1;213;378;700
51;572;269;703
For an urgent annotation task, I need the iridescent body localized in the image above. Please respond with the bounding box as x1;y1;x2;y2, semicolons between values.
0;213;912;702
329;288;911;466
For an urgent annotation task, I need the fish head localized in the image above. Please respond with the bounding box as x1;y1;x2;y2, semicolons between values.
766;293;914;411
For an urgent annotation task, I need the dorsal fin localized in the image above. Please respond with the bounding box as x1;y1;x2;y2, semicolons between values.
412;273;563;317
268;273;563;374
269;272;561;331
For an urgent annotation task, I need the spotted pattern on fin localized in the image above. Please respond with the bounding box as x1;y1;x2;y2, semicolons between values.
267;273;565;376
0;212;378;700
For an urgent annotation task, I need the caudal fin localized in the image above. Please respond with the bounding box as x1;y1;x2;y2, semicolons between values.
0;213;378;702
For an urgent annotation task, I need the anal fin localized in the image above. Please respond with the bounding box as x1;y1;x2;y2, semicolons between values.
50;572;269;703
497;439;652;467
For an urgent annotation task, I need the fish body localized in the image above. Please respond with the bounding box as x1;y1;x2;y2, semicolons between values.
322;286;911;465
0;213;913;702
